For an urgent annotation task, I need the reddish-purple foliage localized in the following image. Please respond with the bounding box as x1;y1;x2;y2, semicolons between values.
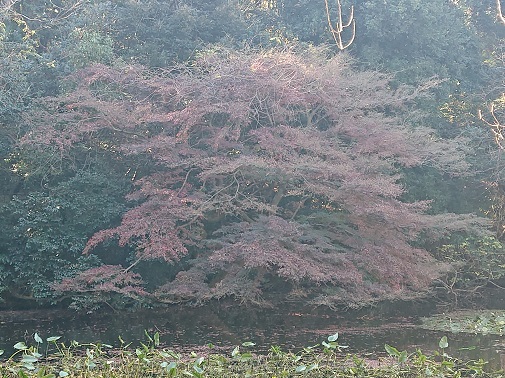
52;265;148;299
24;47;490;307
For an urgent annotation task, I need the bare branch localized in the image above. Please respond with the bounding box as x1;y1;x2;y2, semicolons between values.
0;0;18;10
498;0;505;25
479;101;505;148
325;0;356;50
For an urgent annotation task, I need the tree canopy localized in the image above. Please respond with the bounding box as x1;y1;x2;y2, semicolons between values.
0;0;503;310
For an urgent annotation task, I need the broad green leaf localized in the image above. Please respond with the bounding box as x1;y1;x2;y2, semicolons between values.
162;361;177;371
34;333;43;344
399;350;408;364
144;330;153;342
193;365;204;374
231;346;240;357
384;344;400;357
21;354;38;363
86;361;96;369
295;365;307;372
22;363;35;370
46;336;61;342
14;342;27;350
442;360;454;367
86;348;94;359
160;350;180;359
242;341;256;347
328;333;339;342
239;352;253;360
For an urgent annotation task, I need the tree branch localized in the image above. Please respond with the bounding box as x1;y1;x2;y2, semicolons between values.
498;0;505;25
324;0;356;50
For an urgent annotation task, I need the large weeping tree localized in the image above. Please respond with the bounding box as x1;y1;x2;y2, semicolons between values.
22;47;489;309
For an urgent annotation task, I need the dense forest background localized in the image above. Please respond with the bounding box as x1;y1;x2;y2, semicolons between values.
0;0;504;312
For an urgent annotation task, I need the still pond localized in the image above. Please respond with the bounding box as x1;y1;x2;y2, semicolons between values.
1;295;505;370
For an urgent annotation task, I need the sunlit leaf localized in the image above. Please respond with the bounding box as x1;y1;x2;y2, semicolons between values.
34;333;43;344
86;361;97;369
327;333;339;342
193;365;204;374
231;346;240;357
162;361;177;372
240;352;253;361
86;348;94;359
13;342;27;350
399;350;408;363
385;344;400;357
21;354;38;363
295;365;307;372
23;363;35;370
144;330;153;342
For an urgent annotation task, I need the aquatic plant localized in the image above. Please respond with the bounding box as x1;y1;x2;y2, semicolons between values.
421;310;505;335
0;332;498;377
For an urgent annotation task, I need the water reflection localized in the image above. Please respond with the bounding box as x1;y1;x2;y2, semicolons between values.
0;304;504;370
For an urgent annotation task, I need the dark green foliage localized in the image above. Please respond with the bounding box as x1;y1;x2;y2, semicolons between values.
35;0;254;68
0;171;130;303
401;166;489;215
243;0;331;45
0;12;36;124
353;0;484;93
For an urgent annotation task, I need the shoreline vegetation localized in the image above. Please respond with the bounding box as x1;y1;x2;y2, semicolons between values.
0;332;503;378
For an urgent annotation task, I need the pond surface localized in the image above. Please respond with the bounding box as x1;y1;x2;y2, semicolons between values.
1;297;505;370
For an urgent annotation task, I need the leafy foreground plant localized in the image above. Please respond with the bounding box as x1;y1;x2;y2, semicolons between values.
0;332;500;377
